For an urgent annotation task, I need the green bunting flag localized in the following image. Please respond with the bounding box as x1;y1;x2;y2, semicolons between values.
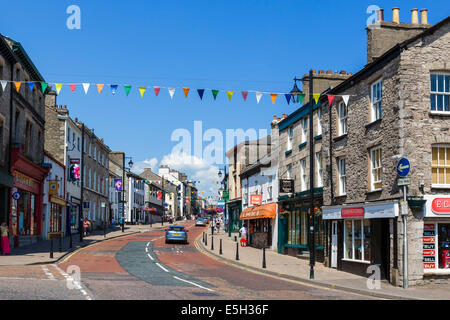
41;82;48;94
124;85;132;96
212;89;219;100
298;93;306;105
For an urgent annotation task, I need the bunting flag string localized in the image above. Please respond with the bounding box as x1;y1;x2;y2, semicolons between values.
0;80;357;106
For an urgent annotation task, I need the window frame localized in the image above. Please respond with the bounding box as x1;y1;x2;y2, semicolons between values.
317;108;322;136
370;146;383;191
301;117;308;143
300;159;307;191
338;101;348;136
343;219;371;263
370;79;383;122
430;72;450;114
287;126;293;151
432;144;450;187
337;157;346;196
316;152;323;188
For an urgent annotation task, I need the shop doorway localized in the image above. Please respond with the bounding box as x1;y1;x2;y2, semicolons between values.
438;224;450;269
331;221;338;268
372;219;390;280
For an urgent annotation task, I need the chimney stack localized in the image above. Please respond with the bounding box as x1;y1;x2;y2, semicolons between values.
420;9;428;25
411;8;419;24
392;7;400;23
377;8;384;22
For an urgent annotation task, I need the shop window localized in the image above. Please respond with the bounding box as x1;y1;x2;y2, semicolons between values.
432;145;450;186
430;73;450;113
371;79;383;122
50;203;62;233
344;219;371;262
370;146;382;191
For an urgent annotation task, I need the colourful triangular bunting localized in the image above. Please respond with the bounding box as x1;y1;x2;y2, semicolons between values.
14;82;21;93
313;93;320;104
139;87;146;98
0;80;6;91
183;88;190;98
197;89;205;100
97;84;104;94
241;91;248;101
110;85;118;95
342;95;350;107
270;93;278;104
41;82;48;94
256;92;263;104
69;84;77;92
226;91;234;101
124;85;132;96
327;95;335;106
28;82;35;92
285;94;291;104
55;83;63;95
168;88;176;99
154;86;161;96
212;89;219;100
82;83;90;94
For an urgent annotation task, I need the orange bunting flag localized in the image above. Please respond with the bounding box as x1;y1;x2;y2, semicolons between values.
270;93;278;104
14;82;21;93
226;91;234;101
313;93;321;104
97;84;104;94
183;88;190;98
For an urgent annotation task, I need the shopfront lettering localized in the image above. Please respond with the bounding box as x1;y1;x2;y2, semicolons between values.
423;250;435;256
423;236;435;243
423;243;435;250
341;208;364;218
423;256;435;263
424;263;436;269
432;198;450;214
15;173;37;189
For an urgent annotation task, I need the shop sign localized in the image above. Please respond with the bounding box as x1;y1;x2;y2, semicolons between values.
423;250;436;256
424;224;435;230
423;256;435;263
14;171;38;193
423;236;435;243
12;191;21;200
279;179;294;193
424;196;450;217
250;195;262;205
424;263;436;269
423;243;435;250
341;207;364;218
423;230;435;237
49;181;59;195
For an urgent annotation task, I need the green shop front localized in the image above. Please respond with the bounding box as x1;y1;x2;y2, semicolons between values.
277;188;325;262
226;198;242;236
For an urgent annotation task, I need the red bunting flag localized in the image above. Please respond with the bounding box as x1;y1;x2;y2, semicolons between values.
154;86;161;96
327;95;335;107
69;84;77;92
241;91;248;101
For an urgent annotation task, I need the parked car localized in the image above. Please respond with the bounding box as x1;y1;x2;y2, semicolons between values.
165;225;188;244
195;218;206;226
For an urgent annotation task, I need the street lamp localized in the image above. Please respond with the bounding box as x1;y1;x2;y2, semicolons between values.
122;155;133;232
218;167;229;236
290;79;302;104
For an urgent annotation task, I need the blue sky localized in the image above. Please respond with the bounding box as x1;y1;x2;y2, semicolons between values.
1;0;448;200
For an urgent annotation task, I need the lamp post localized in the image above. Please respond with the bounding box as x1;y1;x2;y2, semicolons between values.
218;167;229;237
291;70;316;279
122;156;133;233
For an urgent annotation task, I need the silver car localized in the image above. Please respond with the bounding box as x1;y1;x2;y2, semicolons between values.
195;218;206;226
165;225;188;244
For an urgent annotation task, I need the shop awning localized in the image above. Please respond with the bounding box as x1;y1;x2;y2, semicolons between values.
240;203;276;220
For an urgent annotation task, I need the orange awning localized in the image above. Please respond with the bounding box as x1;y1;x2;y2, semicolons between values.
240;203;276;220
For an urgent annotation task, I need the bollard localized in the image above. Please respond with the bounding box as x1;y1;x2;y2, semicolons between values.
236;242;239;261
234;235;237;242
219;239;222;255
211;235;214;250
203;232;205;243
205;233;207;246
69;230;72;249
50;238;54;258
262;246;266;269
59;236;62;253
211;226;214;236
104;222;106;238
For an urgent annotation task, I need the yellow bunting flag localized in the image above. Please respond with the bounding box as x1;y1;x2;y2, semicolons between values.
55;84;63;95
313;93;321;104
183;88;190;98
270;93;278;104
226;91;234;101
14;82;21;93
97;84;104;94
139;87;147;98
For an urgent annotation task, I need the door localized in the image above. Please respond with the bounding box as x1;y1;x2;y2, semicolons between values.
331;221;338;268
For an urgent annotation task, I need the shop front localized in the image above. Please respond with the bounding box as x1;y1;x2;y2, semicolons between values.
47;195;66;238
422;195;450;275
277;189;325;262
240;203;276;248
70;196;81;233
323;201;399;280
226;199;242;236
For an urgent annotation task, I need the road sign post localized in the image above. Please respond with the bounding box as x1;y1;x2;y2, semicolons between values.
397;157;410;290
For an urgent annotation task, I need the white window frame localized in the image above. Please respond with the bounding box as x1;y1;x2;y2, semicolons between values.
300;159;307;191
317;108;322;136
430;72;450;114
301;117;308;143
432;144;450;187
287;126;293;151
338;101;347;136
316;152;323;188
286;164;292;180
371;79;383;122
343;219;370;263
370;146;383;191
337;157;346;196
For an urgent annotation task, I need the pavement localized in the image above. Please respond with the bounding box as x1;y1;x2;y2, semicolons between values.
196;229;450;300
0;222;173;266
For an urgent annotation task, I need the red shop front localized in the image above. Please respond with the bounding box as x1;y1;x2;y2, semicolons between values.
10;146;49;247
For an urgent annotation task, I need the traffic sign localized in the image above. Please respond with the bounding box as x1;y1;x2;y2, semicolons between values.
398;178;411;186
397;158;410;177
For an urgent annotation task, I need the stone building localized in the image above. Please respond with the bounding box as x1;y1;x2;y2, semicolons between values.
44;98;83;234
126;171;145;224
109;152;126;222
0;35;50;247
158;165;187;218
76;123;111;229
277;71;350;261
321;9;450;286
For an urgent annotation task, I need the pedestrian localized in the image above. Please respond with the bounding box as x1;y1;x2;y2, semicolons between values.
83;219;89;236
0;222;10;255
239;225;247;247
216;219;220;234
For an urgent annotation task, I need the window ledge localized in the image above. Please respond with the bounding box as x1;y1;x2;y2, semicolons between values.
335;194;347;198
333;134;347;142
285;149;292;156
314;134;322;141
366;189;382;195
431;184;450;189
298;142;307;149
429;111;450;116
365;118;382;128
341;258;371;264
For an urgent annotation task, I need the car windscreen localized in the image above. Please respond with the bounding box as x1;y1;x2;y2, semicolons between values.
169;227;185;231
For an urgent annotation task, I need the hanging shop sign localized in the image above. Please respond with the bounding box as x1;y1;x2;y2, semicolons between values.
279;179;294;194
49;181;59;195
114;179;123;191
250;194;262;205
12;191;21;200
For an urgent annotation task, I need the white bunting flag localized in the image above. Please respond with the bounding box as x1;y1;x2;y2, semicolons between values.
168;88;176;99
256;92;263;104
82;83;90;95
0;80;7;92
342;95;350;107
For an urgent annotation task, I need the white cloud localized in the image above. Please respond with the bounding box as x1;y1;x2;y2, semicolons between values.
132;157;159;175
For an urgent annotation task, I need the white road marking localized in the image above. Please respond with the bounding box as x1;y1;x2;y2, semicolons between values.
145;247;148;253
147;253;154;261
173;276;214;292
51;264;93;300
41;266;55;280
156;263;169;272
146;242;150;247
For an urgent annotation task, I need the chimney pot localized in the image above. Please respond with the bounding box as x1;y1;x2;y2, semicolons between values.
347;72;353;76
277;117;281;122
411;8;419;24
311;69;316;74
326;70;332;74
377;8;384;22
392;7;400;24
420;9;428;25
340;70;346;75
273;115;277;121
318;70;324;74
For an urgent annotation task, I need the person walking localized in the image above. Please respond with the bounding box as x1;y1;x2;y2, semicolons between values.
0;222;10;255
239;225;247;247
216;219;220;234
83;219;89;236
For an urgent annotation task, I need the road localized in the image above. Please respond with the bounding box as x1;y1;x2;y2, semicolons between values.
0;221;377;301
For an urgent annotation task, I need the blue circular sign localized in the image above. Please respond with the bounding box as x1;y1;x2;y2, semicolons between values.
12;192;21;200
397;158;411;177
